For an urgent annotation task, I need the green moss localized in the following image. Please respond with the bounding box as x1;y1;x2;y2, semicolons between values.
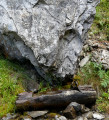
47;113;60;118
63;85;71;89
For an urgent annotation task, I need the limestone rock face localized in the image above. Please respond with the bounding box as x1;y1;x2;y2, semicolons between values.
0;0;99;80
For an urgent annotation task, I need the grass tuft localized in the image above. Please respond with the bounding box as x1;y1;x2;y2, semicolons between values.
0;56;26;117
89;0;109;41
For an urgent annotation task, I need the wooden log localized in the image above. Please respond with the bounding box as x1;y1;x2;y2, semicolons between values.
16;85;97;110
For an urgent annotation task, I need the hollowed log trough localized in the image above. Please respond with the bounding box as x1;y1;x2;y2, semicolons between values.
16;85;97;111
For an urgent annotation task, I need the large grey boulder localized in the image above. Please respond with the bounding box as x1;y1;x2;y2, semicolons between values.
0;0;99;81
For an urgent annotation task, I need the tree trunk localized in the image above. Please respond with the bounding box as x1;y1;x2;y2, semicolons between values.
16;85;96;111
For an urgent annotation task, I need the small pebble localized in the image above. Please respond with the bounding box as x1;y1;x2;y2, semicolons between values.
83;112;93;119
93;113;105;120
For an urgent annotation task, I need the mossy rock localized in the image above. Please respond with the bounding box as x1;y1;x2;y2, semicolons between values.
73;75;81;80
63;85;71;89
47;113;61;118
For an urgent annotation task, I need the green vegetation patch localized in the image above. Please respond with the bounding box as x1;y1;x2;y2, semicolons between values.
0;56;26;117
78;62;109;113
89;0;109;41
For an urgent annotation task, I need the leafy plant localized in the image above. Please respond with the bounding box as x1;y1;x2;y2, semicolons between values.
102;90;109;99
96;89;109;112
79;62;109;88
38;81;52;93
78;61;109;113
89;0;109;41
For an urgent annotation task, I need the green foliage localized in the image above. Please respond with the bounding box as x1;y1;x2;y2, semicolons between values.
85;1;109;109
78;62;100;85
102;90;109;99
38;80;63;94
79;62;109;88
78;62;109;113
0;56;26;117
92;62;109;88
38;82;52;93
96;89;109;112
99;71;109;88
89;0;109;41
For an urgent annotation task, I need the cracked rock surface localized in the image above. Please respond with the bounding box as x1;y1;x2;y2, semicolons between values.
0;0;99;80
